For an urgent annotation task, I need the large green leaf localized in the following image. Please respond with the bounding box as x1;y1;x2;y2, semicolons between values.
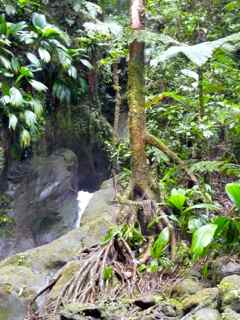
191;223;217;259
30;80;48;92
151;32;240;67
38;48;51;63
8;114;18;130
26;53;40;67
151;227;170;258
167;189;186;210
9;87;23;106
225;182;240;208
0;55;11;70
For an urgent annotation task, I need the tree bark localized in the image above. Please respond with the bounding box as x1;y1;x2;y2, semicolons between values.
128;0;151;196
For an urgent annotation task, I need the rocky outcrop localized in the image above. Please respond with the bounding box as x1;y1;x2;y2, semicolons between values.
0;149;79;259
210;256;240;283
0;178;115;320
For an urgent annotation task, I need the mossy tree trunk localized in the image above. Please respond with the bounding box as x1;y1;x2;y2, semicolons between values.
127;0;197;202
128;0;153;198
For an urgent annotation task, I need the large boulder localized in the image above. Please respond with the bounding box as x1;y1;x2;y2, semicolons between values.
0;178;115;320
0;149;79;259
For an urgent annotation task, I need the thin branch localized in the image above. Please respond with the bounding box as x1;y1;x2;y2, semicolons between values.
145;132;198;184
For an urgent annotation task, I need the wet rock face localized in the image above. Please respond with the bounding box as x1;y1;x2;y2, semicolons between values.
0;149;79;259
0;178;115;320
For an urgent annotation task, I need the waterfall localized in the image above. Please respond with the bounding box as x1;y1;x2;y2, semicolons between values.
75;191;93;228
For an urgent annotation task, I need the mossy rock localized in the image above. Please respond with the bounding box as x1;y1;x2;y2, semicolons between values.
48;260;82;302
0;178;115;319
219;275;240;310
185;307;221;320
222;307;240;320
0;289;26;320
181;288;219;311
172;278;204;298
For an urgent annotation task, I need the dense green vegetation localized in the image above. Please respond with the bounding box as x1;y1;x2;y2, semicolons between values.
1;0;240;311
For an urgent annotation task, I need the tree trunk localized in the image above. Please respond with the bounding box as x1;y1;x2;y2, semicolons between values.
128;0;151;197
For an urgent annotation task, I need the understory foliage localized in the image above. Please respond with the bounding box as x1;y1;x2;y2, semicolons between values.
2;0;240;316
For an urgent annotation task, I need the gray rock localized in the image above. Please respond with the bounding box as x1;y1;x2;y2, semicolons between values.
222;307;240;320
172;278;204;297
0;179;115;320
181;288;219;312
81;179;117;227
0;149;79;259
210;257;240;283
219;275;240;312
185;307;221;320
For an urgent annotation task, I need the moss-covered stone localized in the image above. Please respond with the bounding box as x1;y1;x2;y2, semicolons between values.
0;178;115;319
181;288;219;311
185;307;221;320
48;260;82;302
222;307;240;320
172;278;205;298
219;275;240;311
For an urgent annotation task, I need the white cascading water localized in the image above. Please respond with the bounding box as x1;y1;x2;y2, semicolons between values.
75;191;93;228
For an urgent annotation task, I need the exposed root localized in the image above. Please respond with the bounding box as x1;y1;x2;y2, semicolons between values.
41;238;139;316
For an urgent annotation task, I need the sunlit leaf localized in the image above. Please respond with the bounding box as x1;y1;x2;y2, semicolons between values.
30;99;43;116
67;65;77;79
38;47;51;63
167;189;186;210
20;129;31;147
151;32;240;67
80;59;93;69
191;223;217;259
26;53;40;66
151;227;170;258
225;182;240;208
24;110;37;127
8;114;18;130
30;80;48;92
32;13;47;29
0;55;11;70
9;87;23;106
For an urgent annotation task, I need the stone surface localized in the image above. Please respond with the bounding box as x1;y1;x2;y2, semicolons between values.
181;288;219;311
222;307;240;320
0;149;79;259
172;278;204;297
210;256;240;283
81;179;117;227
219;275;240;312
185;307;221;320
0;179;115;320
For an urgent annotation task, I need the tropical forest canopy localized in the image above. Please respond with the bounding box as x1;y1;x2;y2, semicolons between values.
1;0;240;285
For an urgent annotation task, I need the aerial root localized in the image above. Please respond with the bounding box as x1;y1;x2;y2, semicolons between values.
48;237;139;314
